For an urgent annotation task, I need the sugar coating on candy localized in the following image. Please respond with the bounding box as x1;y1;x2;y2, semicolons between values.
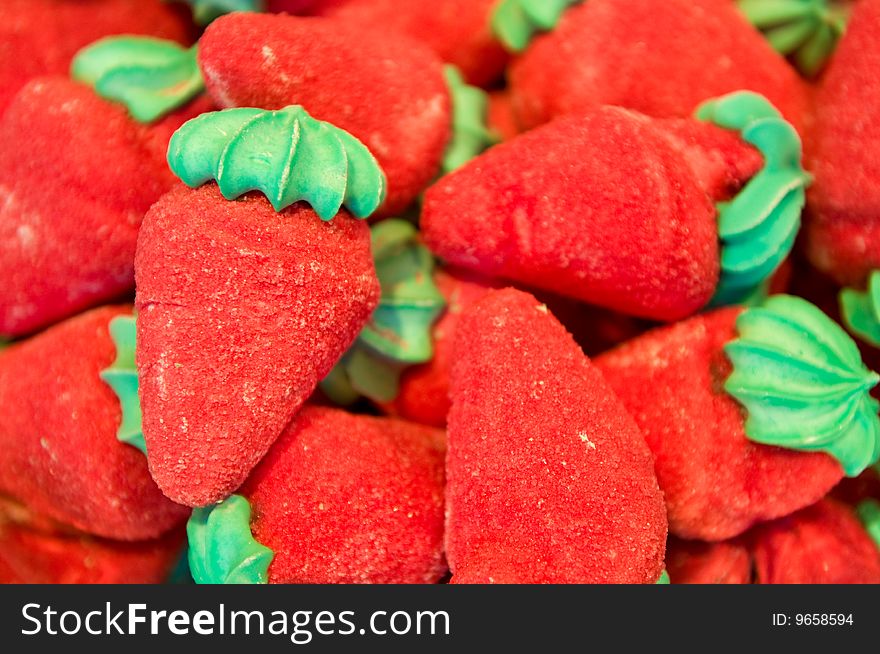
0;0;193;115
135;185;380;507
805;0;880;285
0;77;209;338
422;108;723;321
312;0;509;87
242;406;446;584
509;0;808;132
446;288;666;583
197;13;451;216
666;538;752;584
750;499;880;584
596;308;845;541
0;306;189;540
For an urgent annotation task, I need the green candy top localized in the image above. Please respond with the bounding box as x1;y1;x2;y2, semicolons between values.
840;271;880;348
170;0;265;25
187;495;274;584
71;36;204;123
857;499;880;550
696;92;811;307
442;66;498;173
168;105;387;219
99;315;147;456
737;0;849;77
491;0;584;52
725;294;880;477
321;220;446;405
656;570;670;584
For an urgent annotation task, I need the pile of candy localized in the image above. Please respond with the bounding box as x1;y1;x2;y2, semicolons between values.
1;0;879;584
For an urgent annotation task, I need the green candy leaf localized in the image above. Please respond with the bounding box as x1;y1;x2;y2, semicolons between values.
737;0;849;77
443;66;498;173
656;570;670;584
725;294;880;477
71;36;204;123
168;105;387;219
321;219;446;404
169;0;265;26
858;499;880;550
697;92;810;308
99;315;146;455
491;0;584;52
187;495;274;584
840;270;880;348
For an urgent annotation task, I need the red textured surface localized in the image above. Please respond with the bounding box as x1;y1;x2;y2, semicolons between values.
0;306;189;540
197;13;451;216
310;0;508;87
595;308;844;541
243;406;447;584
509;0;808;131
422;108;759;321
386;267;498;428
0;78;212;337
135;185;380;507
446;288;667;583
488;90;521;142
0;510;184;584
804;0;880;286
0;0;194;116
666;538;752;584
750;499;880;584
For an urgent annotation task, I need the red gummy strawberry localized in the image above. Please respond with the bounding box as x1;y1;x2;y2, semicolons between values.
446;288;667;584
197;13;452;215
595;296;880;541
804;0;880;286
505;0;808;132
0;0;194;115
424;93;807;320
309;0;508;87
666;538;752;584
750;499;880;584
187;407;446;584
0;500;185;584
0;75;212;337
0;306;188;540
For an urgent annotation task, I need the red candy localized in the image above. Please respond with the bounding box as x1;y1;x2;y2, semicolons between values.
595;308;844;541
508;0;808;131
0;0;193;115
243;406;446;584
805;0;880;286
197;12;451;216
0;77;211;337
666;538;752;585
136;185;380;507
0;306;188;540
445;288;667;583
423;107;761;321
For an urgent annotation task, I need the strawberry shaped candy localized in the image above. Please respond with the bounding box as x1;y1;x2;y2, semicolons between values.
596;295;880;540
0;0;194;115
666;538;752;584
197;12;497;215
186;407;446;584
0;36;213;338
136;105;384;507
423;92;809;320
310;0;509;87
0;307;188;540
499;0;809;132
446;288;667;584
0;500;185;584
804;0;880;286
750;499;880;583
